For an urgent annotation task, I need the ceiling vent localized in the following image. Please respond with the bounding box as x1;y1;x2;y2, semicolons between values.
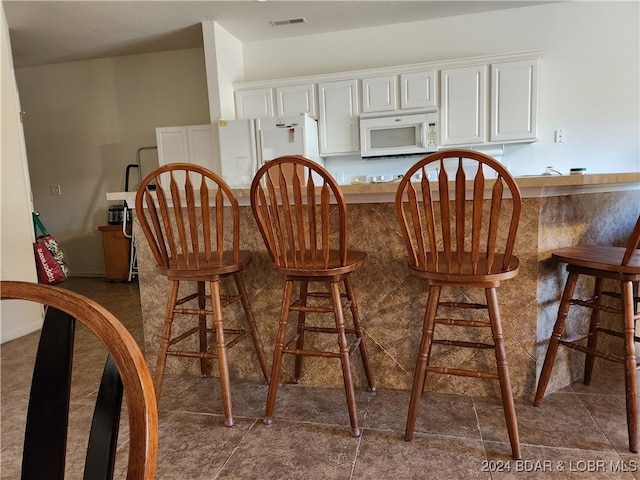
270;18;307;27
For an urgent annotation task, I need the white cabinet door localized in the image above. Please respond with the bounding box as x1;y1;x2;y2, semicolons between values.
317;80;359;155
156;126;190;165
400;71;436;109
275;84;316;117
361;75;397;113
235;88;274;119
490;59;539;142
440;65;487;146
156;125;213;172
186;125;215;171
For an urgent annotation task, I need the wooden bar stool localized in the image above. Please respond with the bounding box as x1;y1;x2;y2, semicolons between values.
135;163;270;427
250;155;376;437
395;149;522;459
534;214;640;452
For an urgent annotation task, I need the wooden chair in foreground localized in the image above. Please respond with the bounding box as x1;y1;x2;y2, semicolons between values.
135;163;270;427
534;214;640;452
250;155;375;437
0;280;158;480
395;149;522;459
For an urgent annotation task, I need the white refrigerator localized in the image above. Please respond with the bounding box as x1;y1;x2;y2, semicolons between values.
218;113;323;187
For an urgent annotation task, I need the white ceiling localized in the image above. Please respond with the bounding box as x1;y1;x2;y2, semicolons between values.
3;1;551;68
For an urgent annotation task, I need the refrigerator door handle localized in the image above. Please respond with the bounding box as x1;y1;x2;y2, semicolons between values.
251;120;262;176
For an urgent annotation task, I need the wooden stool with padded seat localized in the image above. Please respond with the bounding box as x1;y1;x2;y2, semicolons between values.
395;149;522;459
250;155;376;437
534;214;640;452
135;163;270;427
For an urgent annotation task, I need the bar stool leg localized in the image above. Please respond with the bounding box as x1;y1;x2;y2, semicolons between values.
344;275;375;391
622;280;638;453
534;271;580;406
584;277;604;385
264;280;294;426
331;281;361;437
197;281;209;377
487;287;521;460
294;281;309;383
154;280;180;400
210;280;233;427
233;272;270;383
405;285;440;441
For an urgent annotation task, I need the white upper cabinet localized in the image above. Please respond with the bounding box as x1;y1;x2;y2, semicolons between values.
317;79;359;155
156;126;190;165
156;125;215;179
362;71;435;113
440;65;487;146
490;59;539;142
400;71;436;110
361;75;397;113
156;125;213;168
233;51;542;151
275;84;316;117
235;88;274;119
275;84;317;117
185;125;215;166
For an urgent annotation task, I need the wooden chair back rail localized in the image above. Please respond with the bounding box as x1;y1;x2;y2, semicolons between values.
396;152;521;274
84;356;123;480
251;156;348;269
26;309;128;480
1;281;157;480
136;163;240;270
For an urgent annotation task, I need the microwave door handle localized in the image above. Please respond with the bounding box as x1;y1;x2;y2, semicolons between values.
418;123;427;148
250;120;260;175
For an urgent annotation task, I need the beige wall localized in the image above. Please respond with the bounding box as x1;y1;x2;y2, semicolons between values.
15;48;209;276
1;5;43;342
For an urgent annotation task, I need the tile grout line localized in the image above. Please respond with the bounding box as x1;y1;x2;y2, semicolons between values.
349;389;375;479
472;397;495;479
212;418;260;480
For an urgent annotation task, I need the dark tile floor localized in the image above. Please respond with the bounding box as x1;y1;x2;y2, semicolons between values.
2;277;639;479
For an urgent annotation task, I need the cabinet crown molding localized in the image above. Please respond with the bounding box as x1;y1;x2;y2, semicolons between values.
233;50;546;91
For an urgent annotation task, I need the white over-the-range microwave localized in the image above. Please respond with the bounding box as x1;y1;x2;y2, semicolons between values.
359;110;438;158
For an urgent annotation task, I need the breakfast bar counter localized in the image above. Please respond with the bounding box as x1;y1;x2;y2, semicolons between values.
119;172;639;400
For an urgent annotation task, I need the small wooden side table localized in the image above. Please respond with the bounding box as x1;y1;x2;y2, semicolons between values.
98;224;131;282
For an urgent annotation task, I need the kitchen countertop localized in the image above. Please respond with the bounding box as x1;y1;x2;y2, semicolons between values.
107;171;639;205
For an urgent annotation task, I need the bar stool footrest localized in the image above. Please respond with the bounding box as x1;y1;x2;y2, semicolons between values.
426;365;500;379
439;301;488;310
558;338;626;364
594;327;640;344
283;334;361;359
435;318;492;328
571;298;623;315
168;328;250;353
432;339;495;349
